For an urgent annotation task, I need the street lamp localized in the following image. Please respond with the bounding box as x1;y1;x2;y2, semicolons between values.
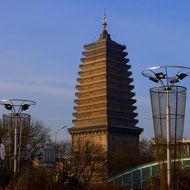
142;66;190;190
54;125;67;169
55;125;67;143
0;99;36;177
0;139;3;169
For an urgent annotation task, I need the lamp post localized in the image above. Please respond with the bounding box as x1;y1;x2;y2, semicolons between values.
55;125;67;143
0;99;36;177
54;125;67;169
142;66;190;190
0;139;3;169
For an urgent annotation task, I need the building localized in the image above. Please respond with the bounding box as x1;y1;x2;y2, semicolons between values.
69;15;143;179
43;136;56;169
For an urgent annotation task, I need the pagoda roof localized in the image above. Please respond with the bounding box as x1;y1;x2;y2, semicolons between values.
68;125;143;136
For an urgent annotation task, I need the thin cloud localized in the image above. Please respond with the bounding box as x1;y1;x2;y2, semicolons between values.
0;81;74;97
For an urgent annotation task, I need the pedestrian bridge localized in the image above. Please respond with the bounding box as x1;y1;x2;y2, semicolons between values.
108;157;190;189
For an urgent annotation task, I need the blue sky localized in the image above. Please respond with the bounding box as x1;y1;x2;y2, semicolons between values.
0;1;190;141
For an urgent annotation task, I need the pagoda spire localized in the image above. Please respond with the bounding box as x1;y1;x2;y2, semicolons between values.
99;9;110;40
103;9;107;31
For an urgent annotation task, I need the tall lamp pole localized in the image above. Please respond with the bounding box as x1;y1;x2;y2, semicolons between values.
166;87;171;187
142;66;190;190
0;99;36;177
55;125;67;143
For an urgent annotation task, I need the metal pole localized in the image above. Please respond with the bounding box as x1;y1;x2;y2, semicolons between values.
55;125;67;143
0;139;2;163
166;88;171;190
18;117;23;172
13;117;18;177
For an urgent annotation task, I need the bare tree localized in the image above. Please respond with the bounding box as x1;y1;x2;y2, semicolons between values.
109;138;155;176
55;140;71;161
0;119;49;174
8;167;52;190
139;138;155;162
21;120;49;161
60;139;107;186
109;141;140;175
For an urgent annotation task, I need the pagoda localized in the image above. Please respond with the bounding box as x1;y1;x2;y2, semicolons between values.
69;15;143;177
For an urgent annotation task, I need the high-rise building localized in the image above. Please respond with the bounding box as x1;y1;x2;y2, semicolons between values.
69;16;143;178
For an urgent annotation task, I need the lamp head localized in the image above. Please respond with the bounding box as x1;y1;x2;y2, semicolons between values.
155;72;165;80
61;125;67;129
21;104;29;111
4;104;12;111
177;73;188;80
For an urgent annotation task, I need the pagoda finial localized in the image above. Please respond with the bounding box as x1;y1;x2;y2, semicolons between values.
99;9;110;40
103;8;107;31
